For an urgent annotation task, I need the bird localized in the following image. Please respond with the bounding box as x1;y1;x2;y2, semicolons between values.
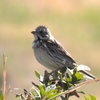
31;25;96;79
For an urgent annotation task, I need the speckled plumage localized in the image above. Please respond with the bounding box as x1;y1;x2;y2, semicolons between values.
31;25;96;79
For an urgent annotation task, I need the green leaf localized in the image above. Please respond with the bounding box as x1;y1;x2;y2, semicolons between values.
35;70;43;81
30;87;41;99
39;85;45;98
84;94;96;100
31;90;39;96
65;77;72;83
43;84;61;99
89;94;96;100
35;70;41;79
75;72;83;80
0;90;4;100
46;89;60;99
72;71;83;82
84;96;89;100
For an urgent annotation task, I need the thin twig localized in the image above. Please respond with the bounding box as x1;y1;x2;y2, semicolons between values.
3;54;7;100
48;78;100;100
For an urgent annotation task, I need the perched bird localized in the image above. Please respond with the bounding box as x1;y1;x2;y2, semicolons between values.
31;25;96;79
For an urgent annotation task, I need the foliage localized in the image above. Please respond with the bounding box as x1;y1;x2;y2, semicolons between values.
84;94;96;100
0;90;4;100
15;68;97;100
1;54;98;100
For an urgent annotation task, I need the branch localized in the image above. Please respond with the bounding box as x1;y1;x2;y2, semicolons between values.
2;54;7;100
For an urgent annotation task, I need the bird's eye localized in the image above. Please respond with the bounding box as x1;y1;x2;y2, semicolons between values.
38;28;48;38
39;30;43;33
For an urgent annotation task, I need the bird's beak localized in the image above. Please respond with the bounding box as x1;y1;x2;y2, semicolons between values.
31;30;36;34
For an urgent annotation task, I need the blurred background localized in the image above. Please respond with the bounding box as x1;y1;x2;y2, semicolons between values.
0;0;100;99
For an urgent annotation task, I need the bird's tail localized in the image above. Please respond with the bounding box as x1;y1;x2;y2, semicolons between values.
79;70;96;79
77;64;96;80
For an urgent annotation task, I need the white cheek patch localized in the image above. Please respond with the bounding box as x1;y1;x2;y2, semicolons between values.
38;33;50;40
34;35;38;41
47;29;55;41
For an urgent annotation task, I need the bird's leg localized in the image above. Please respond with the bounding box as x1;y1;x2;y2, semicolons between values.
43;67;67;85
60;67;67;74
43;70;51;85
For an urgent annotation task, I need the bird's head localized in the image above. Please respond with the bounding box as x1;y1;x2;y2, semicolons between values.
31;25;54;41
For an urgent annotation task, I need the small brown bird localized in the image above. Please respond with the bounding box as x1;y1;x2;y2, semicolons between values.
31;25;96;79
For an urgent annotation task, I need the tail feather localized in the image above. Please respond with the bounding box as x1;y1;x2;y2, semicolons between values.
79;70;96;79
77;64;97;80
68;64;97;80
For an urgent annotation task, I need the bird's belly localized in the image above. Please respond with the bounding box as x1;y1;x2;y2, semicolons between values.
34;47;63;70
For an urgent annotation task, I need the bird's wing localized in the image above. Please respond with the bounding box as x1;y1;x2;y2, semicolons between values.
45;39;77;69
